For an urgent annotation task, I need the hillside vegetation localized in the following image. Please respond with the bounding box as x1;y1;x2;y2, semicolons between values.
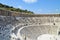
0;3;34;14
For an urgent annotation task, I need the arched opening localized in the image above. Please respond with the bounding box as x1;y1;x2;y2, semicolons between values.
58;31;60;35
53;23;55;25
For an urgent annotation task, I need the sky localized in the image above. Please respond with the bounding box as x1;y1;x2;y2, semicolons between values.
0;0;60;14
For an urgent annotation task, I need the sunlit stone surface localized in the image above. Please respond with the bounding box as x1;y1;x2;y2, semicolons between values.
0;15;60;40
37;34;60;40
